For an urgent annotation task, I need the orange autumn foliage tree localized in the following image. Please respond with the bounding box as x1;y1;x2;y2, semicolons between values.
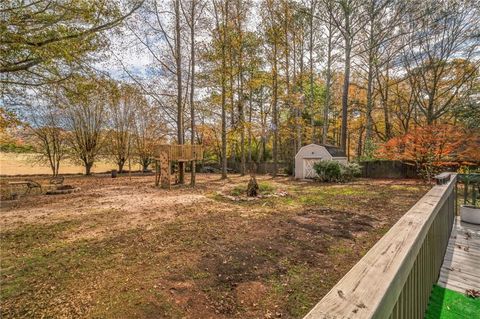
457;130;480;164
378;125;465;180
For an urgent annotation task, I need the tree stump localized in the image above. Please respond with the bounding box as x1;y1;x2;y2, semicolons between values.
246;175;259;197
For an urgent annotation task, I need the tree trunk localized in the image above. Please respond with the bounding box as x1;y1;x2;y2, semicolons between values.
364;17;375;151
142;159;149;172
247;86;252;163
85;161;93;175
259;89;267;163
357;125;364;158
54;157;60;177
272;38;278;177
229;38;236;166
322;17;333;145
365;59;374;146
118;160;125;173
381;66;392;140
175;0;185;184
292;26;301;155
309;4;315;144
220;1;228;179
190;0;196;187
284;2;293;166
238;27;245;175
341;37;351;151
297;28;304;151
426;100;435;125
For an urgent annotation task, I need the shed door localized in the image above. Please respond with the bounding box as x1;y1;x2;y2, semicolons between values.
304;159;320;178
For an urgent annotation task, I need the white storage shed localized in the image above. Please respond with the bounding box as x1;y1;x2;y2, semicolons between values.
294;144;348;179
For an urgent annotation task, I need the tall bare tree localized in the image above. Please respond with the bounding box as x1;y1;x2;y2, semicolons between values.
326;0;367;151
357;0;406;156
212;0;230;179
132;94;167;172
125;0;190;181
403;0;479;125
65;79;107;175
181;0;206;185
107;84;135;172
317;0;341;144
27;90;68;176
263;0;282;177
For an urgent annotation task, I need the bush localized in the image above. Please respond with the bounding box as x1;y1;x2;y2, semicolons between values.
230;181;275;196
284;162;294;176
313;160;361;182
0;143;34;153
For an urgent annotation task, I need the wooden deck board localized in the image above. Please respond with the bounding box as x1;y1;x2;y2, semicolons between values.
437;217;480;294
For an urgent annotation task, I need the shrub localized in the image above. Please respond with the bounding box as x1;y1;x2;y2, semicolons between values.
284;162;294;176
313;160;361;182
0;143;34;153
230;181;275;196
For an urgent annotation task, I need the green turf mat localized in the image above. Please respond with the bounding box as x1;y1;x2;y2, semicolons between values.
425;285;480;319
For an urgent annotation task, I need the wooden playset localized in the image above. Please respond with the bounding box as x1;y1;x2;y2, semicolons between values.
154;144;203;188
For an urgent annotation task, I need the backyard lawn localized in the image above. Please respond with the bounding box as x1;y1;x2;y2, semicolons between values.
0;174;429;318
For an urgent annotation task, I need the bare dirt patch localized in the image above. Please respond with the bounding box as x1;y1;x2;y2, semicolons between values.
0;175;213;241
0;173;429;318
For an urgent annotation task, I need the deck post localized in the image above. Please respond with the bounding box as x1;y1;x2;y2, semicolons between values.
160;151;170;189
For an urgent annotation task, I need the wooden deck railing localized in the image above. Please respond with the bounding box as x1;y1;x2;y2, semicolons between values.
304;174;457;319
457;173;480;207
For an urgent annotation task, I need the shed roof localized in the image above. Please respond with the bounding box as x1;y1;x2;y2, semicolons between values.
322;144;347;157
296;143;347;158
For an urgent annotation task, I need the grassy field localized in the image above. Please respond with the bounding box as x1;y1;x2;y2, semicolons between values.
0;152;142;176
0;174;429;318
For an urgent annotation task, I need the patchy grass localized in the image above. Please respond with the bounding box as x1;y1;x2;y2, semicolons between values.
230;181;276;196
0;174;429;318
390;185;425;192
258;182;275;194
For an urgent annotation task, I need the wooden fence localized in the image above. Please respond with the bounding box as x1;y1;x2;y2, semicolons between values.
360;160;418;179
229;161;290;174
304;173;457;319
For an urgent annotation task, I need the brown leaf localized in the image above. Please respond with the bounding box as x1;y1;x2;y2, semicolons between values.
465;289;480;298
